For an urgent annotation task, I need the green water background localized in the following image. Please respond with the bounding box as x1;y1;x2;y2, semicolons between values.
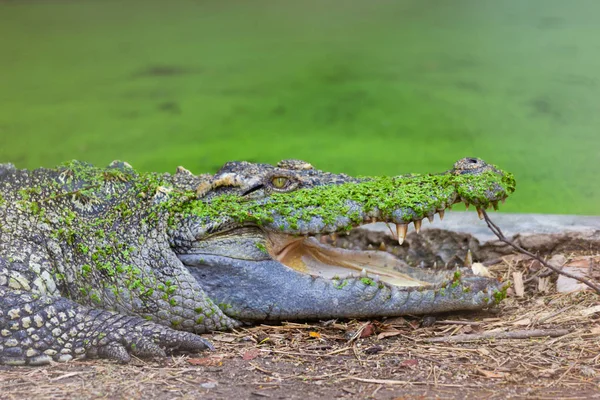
1;0;598;215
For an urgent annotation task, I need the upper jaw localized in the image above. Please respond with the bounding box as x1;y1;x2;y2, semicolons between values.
179;157;514;252
258;167;513;240
261;197;454;240
261;193;501;246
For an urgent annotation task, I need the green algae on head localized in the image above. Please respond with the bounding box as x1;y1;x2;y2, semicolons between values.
182;157;515;238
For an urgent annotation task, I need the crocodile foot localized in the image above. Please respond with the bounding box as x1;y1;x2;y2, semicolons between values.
0;288;213;365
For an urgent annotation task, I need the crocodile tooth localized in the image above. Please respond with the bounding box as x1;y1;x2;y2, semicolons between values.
367;244;374;250
379;242;386;251
438;210;445;221
414;219;422;234
371;217;377;224
464;202;470;210
360;268;368;278
476;207;485;220
427;214;434;223
492;201;499;210
373;275;380;282
464;249;473;267
501;198;506;204
396;223;408;245
320;235;328;244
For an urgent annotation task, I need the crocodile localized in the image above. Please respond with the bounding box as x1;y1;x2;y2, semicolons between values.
0;157;515;365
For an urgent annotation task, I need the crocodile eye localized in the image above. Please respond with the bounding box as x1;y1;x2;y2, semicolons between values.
267;174;299;192
271;177;289;189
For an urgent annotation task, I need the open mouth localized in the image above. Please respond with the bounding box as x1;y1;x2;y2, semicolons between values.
265;209;469;288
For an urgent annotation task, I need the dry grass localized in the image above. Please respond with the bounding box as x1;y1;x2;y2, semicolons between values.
1;254;599;399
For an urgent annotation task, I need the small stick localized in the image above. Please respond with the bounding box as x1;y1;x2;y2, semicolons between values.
482;210;600;295
549;348;585;387
436;320;483;326
536;305;576;325
344;376;476;388
259;349;338;358
423;328;570;343
325;346;353;356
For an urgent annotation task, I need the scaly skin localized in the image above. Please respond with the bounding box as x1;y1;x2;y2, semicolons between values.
0;158;515;365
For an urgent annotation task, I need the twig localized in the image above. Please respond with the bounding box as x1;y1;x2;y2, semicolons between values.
259;349;337;357
536;305;576;325
347;321;372;344
250;362;276;375
344;376;477;388
436;320;483;326
482;210;600;295
325;346;352;356
549;348;584;387
423;328;570;343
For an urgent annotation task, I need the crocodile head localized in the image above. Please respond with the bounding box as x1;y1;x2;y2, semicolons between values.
172;157;515;321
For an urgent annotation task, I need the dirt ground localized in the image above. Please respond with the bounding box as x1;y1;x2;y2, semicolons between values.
1;249;599;399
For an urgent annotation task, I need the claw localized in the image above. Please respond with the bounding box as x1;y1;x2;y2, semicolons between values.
162;330;215;352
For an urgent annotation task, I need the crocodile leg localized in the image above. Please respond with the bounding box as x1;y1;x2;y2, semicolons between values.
0;287;213;365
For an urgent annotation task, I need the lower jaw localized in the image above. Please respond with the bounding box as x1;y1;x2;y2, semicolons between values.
181;252;501;322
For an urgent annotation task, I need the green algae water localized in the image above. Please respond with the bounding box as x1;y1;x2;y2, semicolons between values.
0;0;598;215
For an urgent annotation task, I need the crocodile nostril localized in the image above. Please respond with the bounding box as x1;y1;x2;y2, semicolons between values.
467;158;478;164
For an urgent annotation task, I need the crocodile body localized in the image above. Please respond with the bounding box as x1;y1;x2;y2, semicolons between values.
0;158;515;365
